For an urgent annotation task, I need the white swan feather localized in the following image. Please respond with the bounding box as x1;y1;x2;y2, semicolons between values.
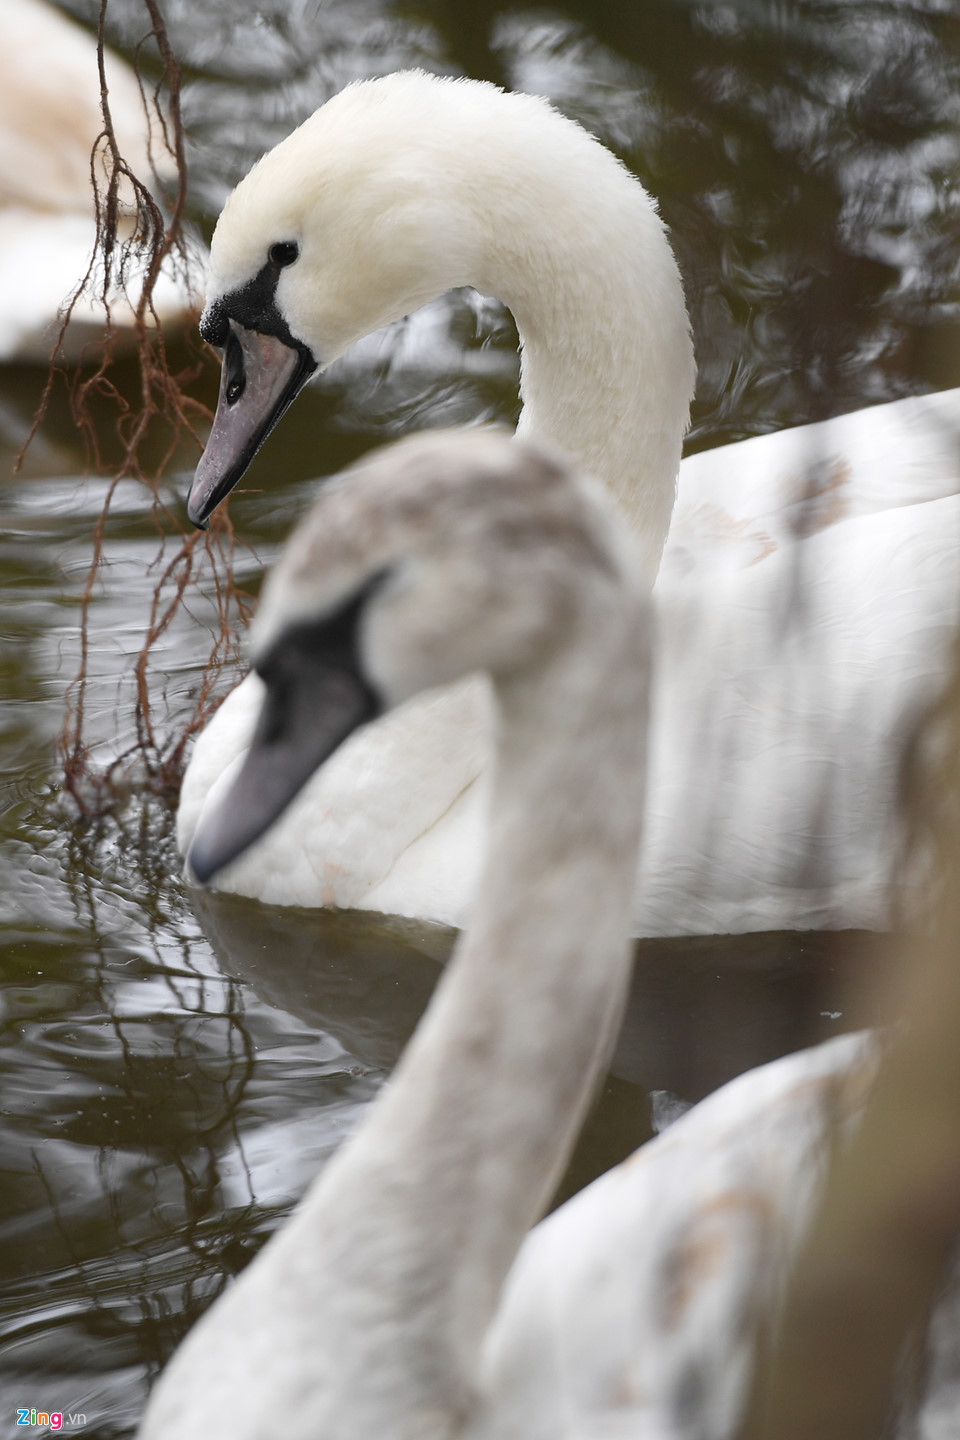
177;71;960;935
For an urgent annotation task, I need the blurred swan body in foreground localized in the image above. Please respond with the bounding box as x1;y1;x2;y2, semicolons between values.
142;433;954;1439
176;70;960;934
142;428;652;1437
1;0;196;361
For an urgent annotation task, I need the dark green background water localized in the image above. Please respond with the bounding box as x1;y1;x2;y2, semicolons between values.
2;1;958;1432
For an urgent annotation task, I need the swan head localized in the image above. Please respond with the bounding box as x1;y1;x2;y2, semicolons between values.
187;428;643;884
187;67;693;547
188;72;501;527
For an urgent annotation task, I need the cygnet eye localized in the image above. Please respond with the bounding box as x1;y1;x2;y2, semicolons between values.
269;241;299;268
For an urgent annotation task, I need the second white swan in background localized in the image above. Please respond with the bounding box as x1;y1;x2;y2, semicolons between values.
2;0;197;361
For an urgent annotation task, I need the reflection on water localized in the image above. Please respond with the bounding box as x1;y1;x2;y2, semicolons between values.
2;0;959;1432
0;814;383;1429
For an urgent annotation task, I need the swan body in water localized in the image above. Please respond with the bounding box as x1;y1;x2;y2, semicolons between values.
1;0;195;362
177;70;960;934
143;432;954;1439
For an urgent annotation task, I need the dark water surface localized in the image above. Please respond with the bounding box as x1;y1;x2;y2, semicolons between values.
2;1;959;1432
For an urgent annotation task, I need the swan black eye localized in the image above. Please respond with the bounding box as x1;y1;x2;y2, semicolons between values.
269;241;299;268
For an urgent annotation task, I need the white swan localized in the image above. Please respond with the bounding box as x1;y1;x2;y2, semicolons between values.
141;431;954;1439
1;0;195;362
177;70;960;935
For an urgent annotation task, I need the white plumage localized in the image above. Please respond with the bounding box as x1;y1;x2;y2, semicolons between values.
469;1030;883;1440
1;0;196;361
177;70;960;935
144;432;956;1437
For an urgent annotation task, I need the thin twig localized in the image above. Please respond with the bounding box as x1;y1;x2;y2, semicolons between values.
19;0;255;815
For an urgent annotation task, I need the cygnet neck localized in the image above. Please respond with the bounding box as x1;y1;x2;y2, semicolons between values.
264;592;648;1439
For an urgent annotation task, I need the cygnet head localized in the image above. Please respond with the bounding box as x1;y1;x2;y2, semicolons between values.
187;428;646;885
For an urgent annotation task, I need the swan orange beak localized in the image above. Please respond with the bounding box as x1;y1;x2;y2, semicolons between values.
187;321;316;529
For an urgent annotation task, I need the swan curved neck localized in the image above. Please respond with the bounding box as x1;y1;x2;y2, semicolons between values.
487;234;692;579
455;118;694;577
282;598;648;1437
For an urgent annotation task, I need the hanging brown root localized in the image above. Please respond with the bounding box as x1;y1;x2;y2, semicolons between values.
18;0;254;817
